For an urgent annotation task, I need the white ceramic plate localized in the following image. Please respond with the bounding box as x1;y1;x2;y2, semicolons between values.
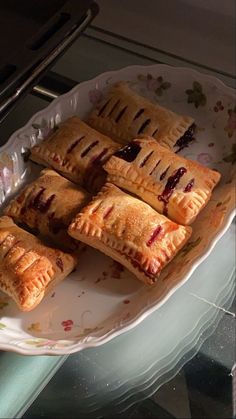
0;64;235;355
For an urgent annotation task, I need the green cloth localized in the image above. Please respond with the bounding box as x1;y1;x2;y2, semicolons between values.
0;352;66;418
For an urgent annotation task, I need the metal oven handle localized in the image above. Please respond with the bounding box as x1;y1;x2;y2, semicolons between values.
0;7;94;121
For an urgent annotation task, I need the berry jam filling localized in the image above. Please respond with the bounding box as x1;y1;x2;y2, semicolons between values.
103;206;114;219
98;99;111;116
56;256;64;272
67;136;85;154
29;188;55;214
184;178;195;192
83;163;103;190
52;155;60;163
20;206;27;215
137;118;151;135
130;259;158;280
82;148;109;191
115;106;127;122
81;141;99;158
114;142;141;162
134;108;144;120
146;226;162;247
48;214;66;234
160;165;170;180
91;148;108;166
174;123;196;152
158;167;187;215
152;127;159;136
149;159;161;175
108;100;120;117
140;150;154;168
117;249;158;281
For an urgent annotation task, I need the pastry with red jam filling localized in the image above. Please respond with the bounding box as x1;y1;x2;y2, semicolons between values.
68;183;192;285
4;169;90;250
104;138;221;225
30;117;119;192
87;81;195;150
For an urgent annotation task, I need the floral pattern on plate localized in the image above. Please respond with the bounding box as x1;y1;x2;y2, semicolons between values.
185;81;207;108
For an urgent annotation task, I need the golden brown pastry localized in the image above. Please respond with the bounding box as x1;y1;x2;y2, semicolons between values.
68;183;192;285
87;81;195;150
4;169;90;250
0;216;77;311
103;138;221;225
30;116;119;192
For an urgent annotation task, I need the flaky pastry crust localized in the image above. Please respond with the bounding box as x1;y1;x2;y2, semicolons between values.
104;138;221;225
30;117;119;192
4;169;90;250
0;216;77;311
68;183;192;285
87;81;194;149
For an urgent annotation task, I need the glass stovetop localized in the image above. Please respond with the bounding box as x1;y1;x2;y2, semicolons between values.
0;2;235;418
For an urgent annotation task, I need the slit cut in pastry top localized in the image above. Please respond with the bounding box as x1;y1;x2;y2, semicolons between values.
87;81;195;150
4;169;90;251
103;137;221;225
30;116;119;193
68;183;192;285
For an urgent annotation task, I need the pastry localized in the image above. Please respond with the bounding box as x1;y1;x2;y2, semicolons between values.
103;138;221;225
87;81;195;150
0;216;77;311
4;169;90;250
30;116;119;192
68;183;192;285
